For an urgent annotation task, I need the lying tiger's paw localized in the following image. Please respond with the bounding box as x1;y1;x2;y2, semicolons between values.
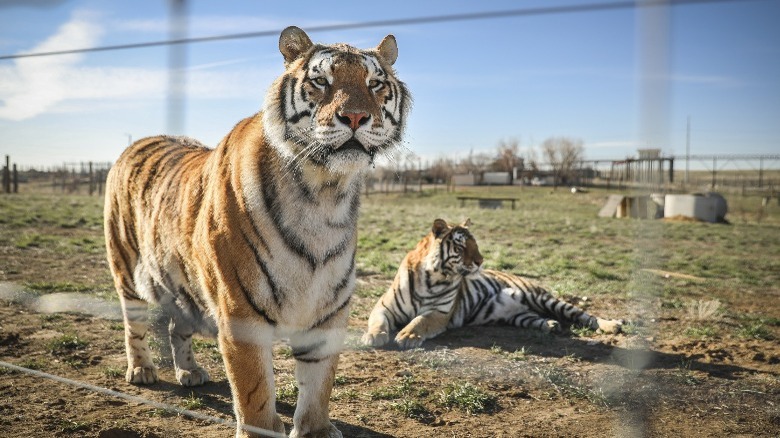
361;331;390;347
395;329;424;350
541;320;561;334
597;318;624;334
126;366;158;385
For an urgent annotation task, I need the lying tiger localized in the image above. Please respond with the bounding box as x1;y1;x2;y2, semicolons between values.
362;219;623;349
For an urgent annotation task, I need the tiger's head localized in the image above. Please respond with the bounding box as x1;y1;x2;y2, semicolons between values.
426;218;484;277
263;26;411;175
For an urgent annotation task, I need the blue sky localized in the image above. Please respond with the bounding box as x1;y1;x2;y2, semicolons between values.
0;0;778;168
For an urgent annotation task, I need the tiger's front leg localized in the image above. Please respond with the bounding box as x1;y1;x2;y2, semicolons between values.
395;309;451;349
288;316;348;438
362;301;393;347
219;321;285;438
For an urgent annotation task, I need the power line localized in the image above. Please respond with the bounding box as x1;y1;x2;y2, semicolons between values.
0;0;771;61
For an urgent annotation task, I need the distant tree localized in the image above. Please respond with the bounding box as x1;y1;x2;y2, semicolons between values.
429;157;455;184
523;145;540;174
541;137;584;188
494;138;523;183
456;149;492;175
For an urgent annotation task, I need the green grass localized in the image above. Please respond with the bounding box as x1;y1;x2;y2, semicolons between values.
390;399;434;421
25;281;93;293
102;366;124;378
437;382;498;415
684;325;719;339
369;376;428;400
17;358;47;371
2;188;776;311
181;392;205;410
736;323;773;340
490;345;529;361
276;380;299;403
58;419;92;433
47;333;88;354
192;338;222;362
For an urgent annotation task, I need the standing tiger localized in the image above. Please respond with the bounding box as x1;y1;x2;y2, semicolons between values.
362;219;623;349
104;27;410;438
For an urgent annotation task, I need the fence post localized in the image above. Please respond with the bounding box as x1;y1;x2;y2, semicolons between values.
2;155;9;193
12;164;18;193
711;157;717;190
89;161;95;195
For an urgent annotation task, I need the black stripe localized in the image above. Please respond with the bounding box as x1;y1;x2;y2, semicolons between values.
289;77;298;114
233;266;277;326
107;223;134;282
322;237;351;266
309;295;351;330
292;340;326;359
121;283;142;301
331;256;355;300
288;110;311;124
259;154;318;271
241;193;271;256
240;230;283;307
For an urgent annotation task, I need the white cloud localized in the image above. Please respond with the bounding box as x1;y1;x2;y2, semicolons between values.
0;10;280;121
0;10;103;120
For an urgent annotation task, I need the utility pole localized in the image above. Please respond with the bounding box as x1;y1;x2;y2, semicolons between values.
685;115;690;185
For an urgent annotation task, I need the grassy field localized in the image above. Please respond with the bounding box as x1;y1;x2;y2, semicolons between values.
1;186;779;437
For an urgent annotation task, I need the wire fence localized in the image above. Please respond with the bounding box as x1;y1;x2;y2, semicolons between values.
1;1;777;437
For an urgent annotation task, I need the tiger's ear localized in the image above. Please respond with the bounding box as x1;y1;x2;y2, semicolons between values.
432;218;449;238
376;34;398;65
279;26;313;64
461;218;472;228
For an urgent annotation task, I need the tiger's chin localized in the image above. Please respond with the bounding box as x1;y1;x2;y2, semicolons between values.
321;139;377;175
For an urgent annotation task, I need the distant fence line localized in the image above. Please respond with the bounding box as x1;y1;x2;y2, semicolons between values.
2;158;112;196
4;153;779;196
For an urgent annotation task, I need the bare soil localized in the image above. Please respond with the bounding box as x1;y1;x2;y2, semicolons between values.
1;277;779;437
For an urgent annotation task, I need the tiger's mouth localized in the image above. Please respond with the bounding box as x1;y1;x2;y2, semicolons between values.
336;138;369;155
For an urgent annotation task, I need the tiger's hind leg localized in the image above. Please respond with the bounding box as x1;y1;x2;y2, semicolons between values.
119;294;158;384
510;311;563;334
169;317;210;386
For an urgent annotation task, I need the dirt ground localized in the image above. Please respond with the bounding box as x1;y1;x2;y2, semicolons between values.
1;276;779;438
0;193;779;437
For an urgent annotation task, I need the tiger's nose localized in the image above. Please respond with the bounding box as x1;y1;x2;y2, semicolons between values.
336;111;370;131
475;254;484;267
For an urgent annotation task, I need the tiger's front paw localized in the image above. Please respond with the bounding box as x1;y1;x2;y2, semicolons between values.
395;329;424;350
176;366;210;386
361;331;390;347
289;422;342;438
126;366;158;385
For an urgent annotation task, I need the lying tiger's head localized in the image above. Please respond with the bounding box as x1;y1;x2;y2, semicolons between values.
426;218;484;277
263;26;411;175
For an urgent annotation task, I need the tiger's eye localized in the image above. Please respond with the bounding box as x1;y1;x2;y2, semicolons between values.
313;77;328;86
368;79;383;89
